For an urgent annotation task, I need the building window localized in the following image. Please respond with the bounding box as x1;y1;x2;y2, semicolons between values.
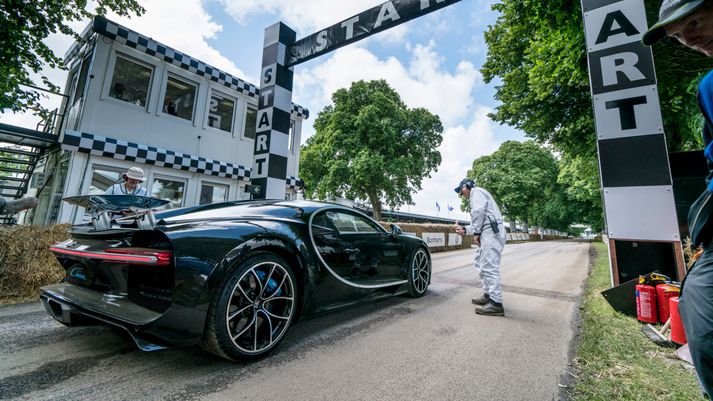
207;92;235;133
243;105;257;140
109;55;152;106
89;167;123;194
199;182;229;205
163;74;196;121
151;177;185;209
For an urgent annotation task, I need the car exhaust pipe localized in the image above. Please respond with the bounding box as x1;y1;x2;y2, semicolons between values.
41;296;76;325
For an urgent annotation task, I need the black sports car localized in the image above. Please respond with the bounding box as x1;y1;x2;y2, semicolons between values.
41;196;432;360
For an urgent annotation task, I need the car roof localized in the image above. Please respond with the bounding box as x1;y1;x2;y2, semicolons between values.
156;199;354;223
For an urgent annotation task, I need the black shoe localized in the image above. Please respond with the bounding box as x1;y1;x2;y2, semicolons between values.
471;294;490;306
475;301;505;316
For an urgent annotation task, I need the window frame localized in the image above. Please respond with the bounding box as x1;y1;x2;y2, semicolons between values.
159;71;200;124
102;50;155;111
197;180;230;205
149;174;188;209
87;165;125;195
241;102;258;141
204;87;237;135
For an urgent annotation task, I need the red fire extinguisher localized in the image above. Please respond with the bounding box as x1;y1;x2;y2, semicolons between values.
656;283;680;323
636;284;658;324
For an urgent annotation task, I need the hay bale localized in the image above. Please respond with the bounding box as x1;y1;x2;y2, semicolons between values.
0;224;70;304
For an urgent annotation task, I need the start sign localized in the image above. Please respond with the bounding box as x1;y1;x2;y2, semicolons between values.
581;0;684;284
251;0;460;201
287;0;461;67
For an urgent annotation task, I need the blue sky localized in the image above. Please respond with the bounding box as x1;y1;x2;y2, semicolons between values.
1;0;526;220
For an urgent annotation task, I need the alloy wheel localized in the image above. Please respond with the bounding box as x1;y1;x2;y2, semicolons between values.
412;249;430;293
225;261;295;354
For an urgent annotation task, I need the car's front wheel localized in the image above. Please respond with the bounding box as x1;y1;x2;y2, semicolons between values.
407;247;431;297
202;253;297;361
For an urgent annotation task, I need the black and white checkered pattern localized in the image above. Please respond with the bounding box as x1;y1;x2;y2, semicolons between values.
292;104;309;120
61;130;250;181
252;22;297;200
286;176;304;190
90;16;309;120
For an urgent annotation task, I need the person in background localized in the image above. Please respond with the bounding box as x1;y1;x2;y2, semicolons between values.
163;96;177;116
643;0;713;396
104;167;148;196
453;178;507;316
111;82;127;101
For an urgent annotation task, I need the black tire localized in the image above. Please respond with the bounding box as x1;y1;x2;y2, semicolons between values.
407;247;431;297
202;253;297;361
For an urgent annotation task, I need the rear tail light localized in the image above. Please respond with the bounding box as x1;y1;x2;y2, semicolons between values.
50;246;172;266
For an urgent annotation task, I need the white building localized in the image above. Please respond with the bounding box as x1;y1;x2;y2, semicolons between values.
26;16;308;225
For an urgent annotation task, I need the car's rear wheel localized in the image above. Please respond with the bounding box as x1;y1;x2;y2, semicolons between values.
407;247;430;297
202;253;296;361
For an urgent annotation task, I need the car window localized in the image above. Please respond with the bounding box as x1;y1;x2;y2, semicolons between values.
321;210;379;234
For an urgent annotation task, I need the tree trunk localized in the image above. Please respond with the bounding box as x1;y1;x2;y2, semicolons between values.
369;192;382;221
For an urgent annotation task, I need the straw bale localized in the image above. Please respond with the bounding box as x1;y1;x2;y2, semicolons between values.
0;224;70;304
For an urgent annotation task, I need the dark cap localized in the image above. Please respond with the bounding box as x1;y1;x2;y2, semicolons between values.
454;178;474;194
642;0;707;46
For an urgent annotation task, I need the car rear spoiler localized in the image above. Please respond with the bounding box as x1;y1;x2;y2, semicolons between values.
63;195;170;231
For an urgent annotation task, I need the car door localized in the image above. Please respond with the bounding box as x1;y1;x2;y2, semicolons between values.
312;208;404;286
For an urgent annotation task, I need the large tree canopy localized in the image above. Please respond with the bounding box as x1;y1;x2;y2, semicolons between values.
478;0;711;232
1;0;144;115
300;79;443;220
467;140;603;231
481;0;710;157
467;140;559;225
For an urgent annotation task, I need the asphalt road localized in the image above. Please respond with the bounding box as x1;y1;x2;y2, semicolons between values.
0;240;591;401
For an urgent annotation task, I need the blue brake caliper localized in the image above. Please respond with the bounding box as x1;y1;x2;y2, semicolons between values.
255;270;281;298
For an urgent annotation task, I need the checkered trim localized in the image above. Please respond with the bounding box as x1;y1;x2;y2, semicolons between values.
286;176;304;190
90;16;309;120
61;130;250;181
292;104;309;120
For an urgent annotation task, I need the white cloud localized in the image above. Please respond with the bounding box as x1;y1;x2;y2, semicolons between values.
107;0;250;81
220;0;383;34
219;0;413;44
409;106;505;219
293;41;481;140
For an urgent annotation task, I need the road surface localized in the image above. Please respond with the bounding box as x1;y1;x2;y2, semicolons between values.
0;240;591;401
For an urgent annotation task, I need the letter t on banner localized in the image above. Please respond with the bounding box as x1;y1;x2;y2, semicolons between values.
252;22;296;200
581;0;685;284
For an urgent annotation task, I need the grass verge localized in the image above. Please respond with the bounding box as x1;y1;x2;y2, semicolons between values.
570;242;704;401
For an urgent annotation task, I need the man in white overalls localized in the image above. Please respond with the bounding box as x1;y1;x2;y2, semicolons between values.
454;178;507;316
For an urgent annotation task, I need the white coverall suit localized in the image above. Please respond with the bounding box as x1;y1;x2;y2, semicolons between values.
464;187;506;304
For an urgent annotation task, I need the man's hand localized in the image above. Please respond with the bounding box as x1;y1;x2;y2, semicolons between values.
455;225;465;235
474;234;481;246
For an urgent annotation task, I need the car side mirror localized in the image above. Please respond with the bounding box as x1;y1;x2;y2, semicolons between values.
390;223;403;237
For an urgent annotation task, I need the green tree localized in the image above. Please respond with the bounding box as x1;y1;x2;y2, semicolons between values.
481;0;709;157
467;140;559;225
300;80;443;220
1;0;144;115
557;153;604;232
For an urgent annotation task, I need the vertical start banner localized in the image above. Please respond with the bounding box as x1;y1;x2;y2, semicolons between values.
580;0;685;284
